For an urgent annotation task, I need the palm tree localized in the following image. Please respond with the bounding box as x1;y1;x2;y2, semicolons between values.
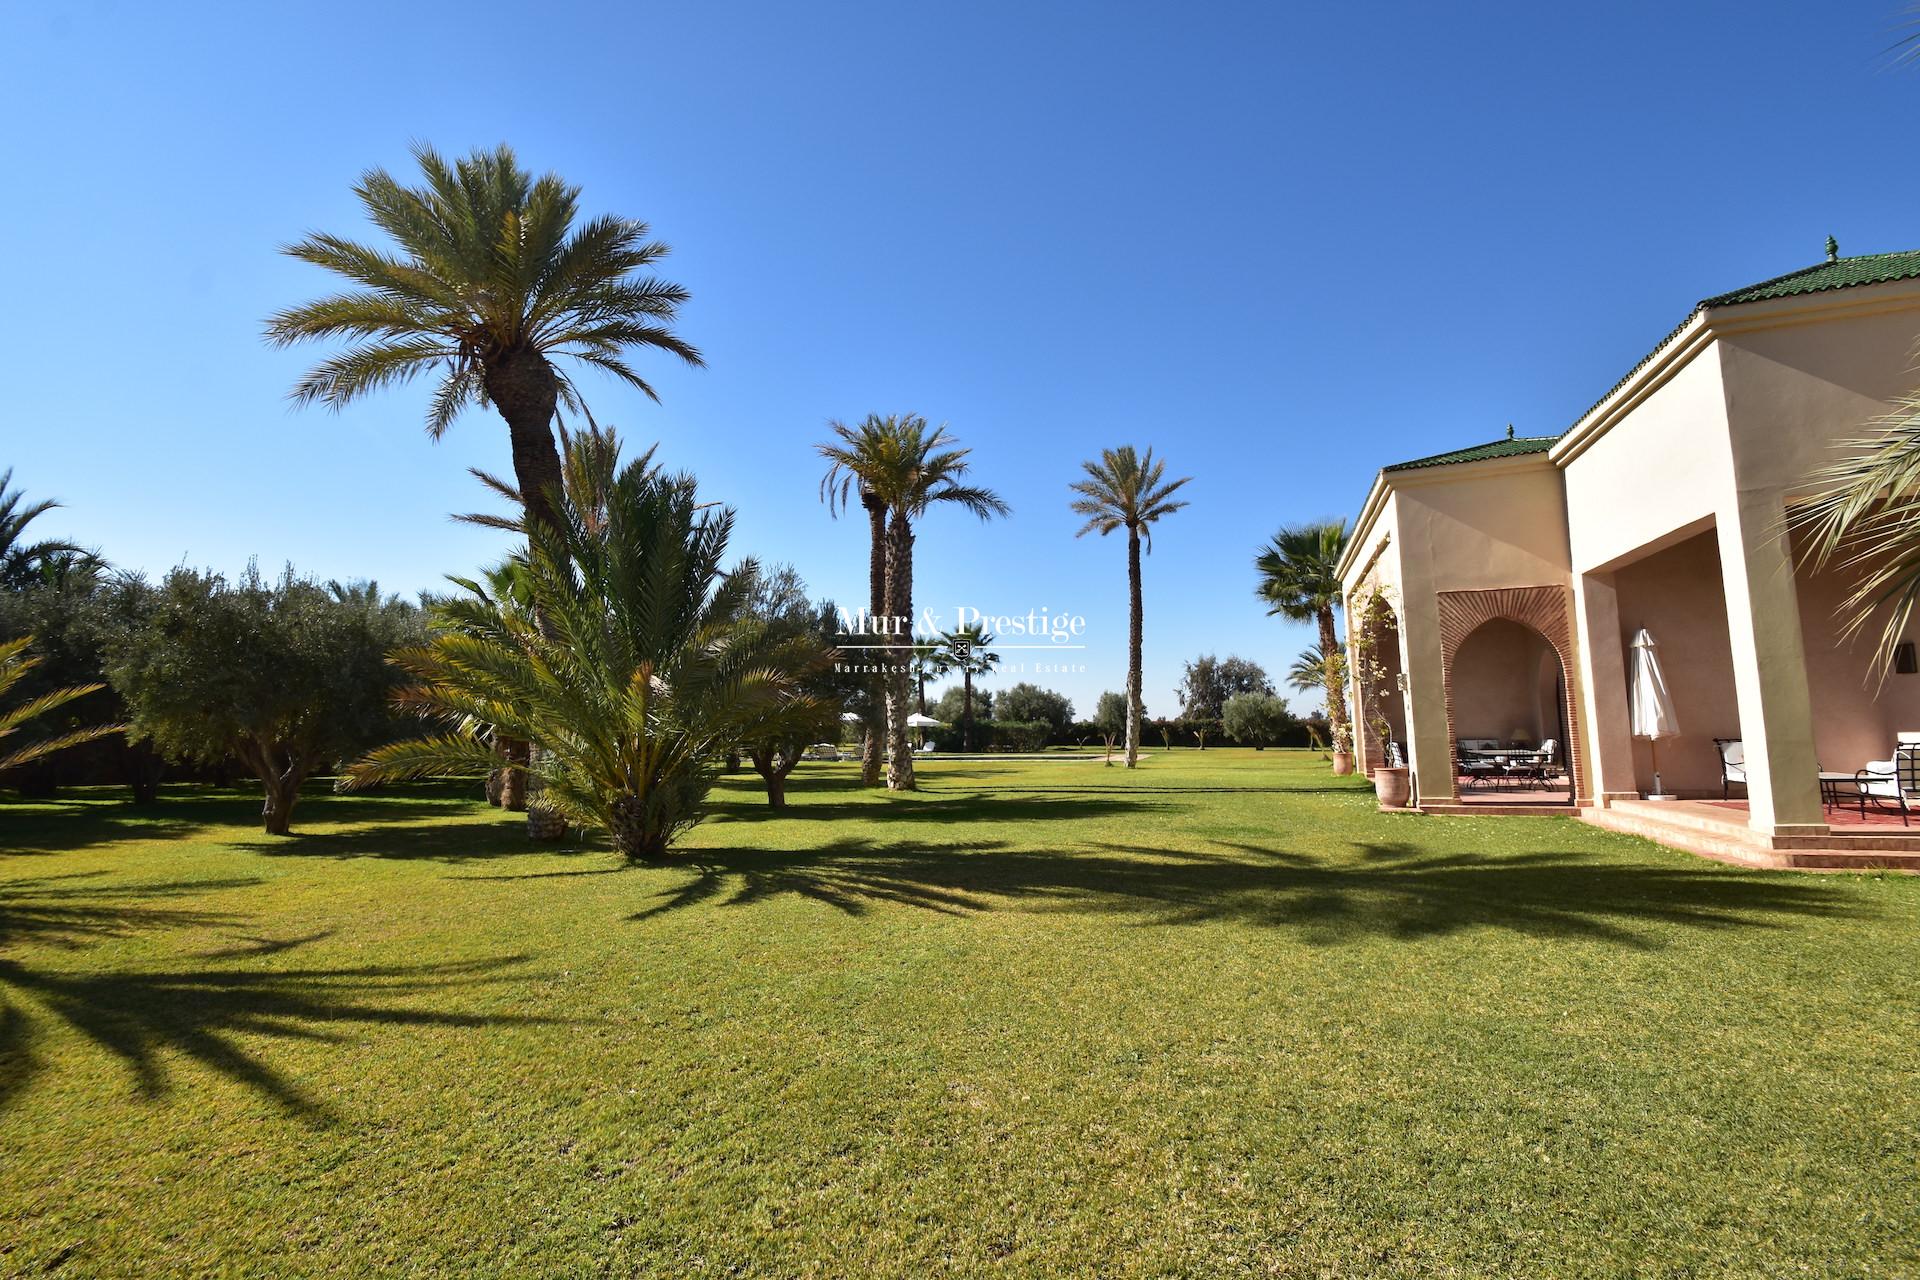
1255;521;1352;769
819;417;897;788
1286;641;1341;697
267;143;703;539
909;639;942;714
348;426;828;860
268;145;701;837
1070;446;1191;768
820;415;1007;790
0;471;88;590
0;637;122;774
932;625;1000;751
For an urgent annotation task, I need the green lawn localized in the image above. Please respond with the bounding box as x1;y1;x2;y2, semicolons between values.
2;750;1916;1278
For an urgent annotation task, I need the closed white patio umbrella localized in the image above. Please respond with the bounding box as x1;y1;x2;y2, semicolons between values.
1629;628;1681;800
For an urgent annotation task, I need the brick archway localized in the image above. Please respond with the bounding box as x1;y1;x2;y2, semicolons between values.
1436;586;1586;803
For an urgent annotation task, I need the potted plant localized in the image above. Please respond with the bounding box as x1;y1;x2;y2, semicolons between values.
1350;588;1409;809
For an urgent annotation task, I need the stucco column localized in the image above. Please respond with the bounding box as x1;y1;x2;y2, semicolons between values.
1716;492;1825;835
1397;585;1454;803
1572;571;1637;804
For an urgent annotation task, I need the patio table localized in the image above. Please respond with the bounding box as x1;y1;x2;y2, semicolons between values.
1819;771;1865;811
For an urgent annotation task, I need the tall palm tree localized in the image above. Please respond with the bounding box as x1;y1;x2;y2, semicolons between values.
820;415;1007;791
1070;446;1191;768
267;143;702;538
1255;521;1352;768
932;625;999;751
268;144;702;837
0;637;122;774
349;426;827;860
0;471;87;590
819;417;896;788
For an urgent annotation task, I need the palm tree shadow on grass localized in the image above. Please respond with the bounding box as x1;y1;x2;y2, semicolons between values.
632;836;1862;947
0;873;574;1122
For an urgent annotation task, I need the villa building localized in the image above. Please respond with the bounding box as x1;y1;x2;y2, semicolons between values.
1337;246;1920;869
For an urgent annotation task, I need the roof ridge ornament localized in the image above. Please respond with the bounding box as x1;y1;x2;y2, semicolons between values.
1827;235;1840;262
1506;423;1515;440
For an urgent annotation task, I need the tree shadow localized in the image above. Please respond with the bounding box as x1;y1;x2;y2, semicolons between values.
0;872;575;1121
706;792;1159;826
630;835;1862;948
0;951;567;1121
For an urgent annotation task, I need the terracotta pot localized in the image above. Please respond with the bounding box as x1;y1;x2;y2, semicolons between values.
1331;751;1355;776
1373;766;1411;809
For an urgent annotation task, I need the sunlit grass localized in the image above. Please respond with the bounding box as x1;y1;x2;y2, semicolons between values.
2;750;1916;1277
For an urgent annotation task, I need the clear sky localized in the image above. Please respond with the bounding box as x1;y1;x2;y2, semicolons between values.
3;1;1917;719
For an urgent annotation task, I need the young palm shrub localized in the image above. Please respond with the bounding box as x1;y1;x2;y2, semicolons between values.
0;636;121;774
348;429;829;860
1070;446;1191;768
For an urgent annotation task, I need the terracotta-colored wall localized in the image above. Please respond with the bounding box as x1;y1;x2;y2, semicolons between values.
1613;528;1741;796
1791;532;1920;769
1451;619;1560;743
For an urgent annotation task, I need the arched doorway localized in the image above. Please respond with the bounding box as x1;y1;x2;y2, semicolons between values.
1436;586;1584;804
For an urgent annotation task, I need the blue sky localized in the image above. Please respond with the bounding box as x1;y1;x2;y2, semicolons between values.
3;1;1917;719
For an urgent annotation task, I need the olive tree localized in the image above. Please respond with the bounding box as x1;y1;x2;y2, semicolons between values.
1223;692;1295;750
106;567;422;833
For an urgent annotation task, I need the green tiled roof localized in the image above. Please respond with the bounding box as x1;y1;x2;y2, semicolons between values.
1700;249;1920;308
1379;248;1920;481
1383;434;1557;473
1568;248;1920;433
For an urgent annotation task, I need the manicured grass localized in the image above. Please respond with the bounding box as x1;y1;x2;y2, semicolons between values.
2;750;1916;1278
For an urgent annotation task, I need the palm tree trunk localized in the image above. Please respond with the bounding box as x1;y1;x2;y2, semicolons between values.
482;347;568;841
1126;526;1143;769
1316;606;1351;757
862;489;887;787
963;670;974;751
884;512;916;791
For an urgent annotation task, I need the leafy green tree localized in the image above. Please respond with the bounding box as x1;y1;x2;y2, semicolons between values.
0;637;121;776
0;470;90;591
1177;654;1274;724
1070;446;1191;769
932;624;1000;751
820;415;1007;791
1255;521;1351;754
1092;691;1128;761
0;572;160;800
106;567;422;833
1223;692;1294;749
931;682;992;727
732;564;847;809
997;682;1073;740
349;427;828;859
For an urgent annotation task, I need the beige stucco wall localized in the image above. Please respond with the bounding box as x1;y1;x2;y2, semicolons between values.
1719;300;1920;497
1562;345;1733;575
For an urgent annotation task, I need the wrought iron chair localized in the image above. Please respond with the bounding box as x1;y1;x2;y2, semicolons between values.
1714;738;1746;800
1856;743;1920;826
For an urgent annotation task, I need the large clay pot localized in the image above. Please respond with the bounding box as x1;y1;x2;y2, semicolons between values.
1373;766;1411;810
1331;751;1355;777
